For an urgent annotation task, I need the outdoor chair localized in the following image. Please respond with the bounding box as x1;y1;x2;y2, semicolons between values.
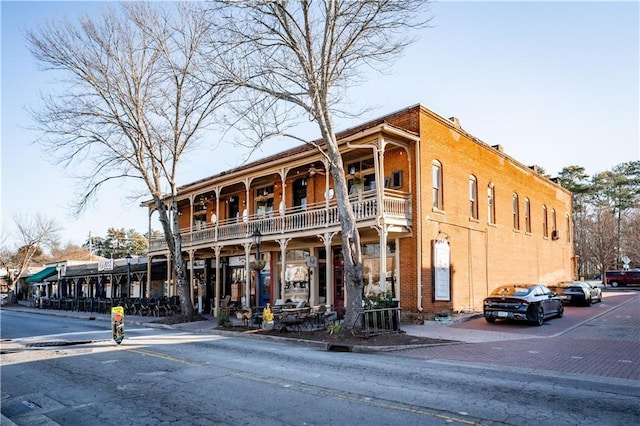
215;295;232;317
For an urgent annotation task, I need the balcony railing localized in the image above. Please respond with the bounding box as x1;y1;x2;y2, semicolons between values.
149;190;411;252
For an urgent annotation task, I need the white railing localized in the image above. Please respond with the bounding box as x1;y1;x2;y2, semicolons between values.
149;191;411;251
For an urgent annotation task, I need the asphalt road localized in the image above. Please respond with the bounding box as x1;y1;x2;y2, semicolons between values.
1;304;639;426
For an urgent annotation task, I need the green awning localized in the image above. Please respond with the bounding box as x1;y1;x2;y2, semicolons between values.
26;266;58;283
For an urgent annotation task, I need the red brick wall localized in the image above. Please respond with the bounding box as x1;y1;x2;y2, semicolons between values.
388;106;573;313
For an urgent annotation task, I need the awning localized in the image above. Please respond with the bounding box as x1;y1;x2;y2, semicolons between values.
26;266;58;283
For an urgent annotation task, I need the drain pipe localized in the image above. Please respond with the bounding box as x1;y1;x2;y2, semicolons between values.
416;137;423;312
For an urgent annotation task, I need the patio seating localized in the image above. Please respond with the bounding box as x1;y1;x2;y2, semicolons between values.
213;295;232;317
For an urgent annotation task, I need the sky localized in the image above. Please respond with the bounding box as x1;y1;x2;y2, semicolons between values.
1;1;639;249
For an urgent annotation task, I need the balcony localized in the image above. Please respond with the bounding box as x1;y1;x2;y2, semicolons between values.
149;190;412;252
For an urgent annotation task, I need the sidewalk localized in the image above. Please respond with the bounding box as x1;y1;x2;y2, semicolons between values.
2;303;508;343
401;316;535;343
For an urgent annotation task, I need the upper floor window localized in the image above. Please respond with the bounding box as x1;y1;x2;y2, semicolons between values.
432;160;443;210
524;198;531;233
256;185;274;216
292;178;307;209
551;209;557;232
228;195;240;222
542;205;548;238
487;183;495;224
469;175;478;219
512;193;520;230
348;158;376;193
565;214;571;243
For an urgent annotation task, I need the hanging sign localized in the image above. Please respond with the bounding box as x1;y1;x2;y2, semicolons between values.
433;239;451;301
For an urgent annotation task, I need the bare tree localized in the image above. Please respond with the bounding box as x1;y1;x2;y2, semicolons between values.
584;208;618;279
212;0;430;329
26;2;232;318
1;213;61;297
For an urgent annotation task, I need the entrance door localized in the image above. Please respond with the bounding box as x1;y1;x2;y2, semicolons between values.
259;272;270;307
333;251;345;308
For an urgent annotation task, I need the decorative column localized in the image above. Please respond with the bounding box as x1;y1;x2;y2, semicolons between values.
277;238;291;301
320;232;337;307
213;245;222;317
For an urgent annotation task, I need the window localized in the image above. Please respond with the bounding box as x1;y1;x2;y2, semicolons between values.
432;160;443;209
391;170;403;189
542;205;548;238
469;175;478;219
228;195;240;222
512;193;520;230
487;183;495;224
255;186;274;216
565;214;571;243
292;178;307;209
551;209;557;233
524;198;531;233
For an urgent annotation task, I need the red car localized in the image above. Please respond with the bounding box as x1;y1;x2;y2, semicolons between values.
605;270;640;287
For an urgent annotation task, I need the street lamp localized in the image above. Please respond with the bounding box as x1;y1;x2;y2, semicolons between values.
125;253;132;299
252;227;262;307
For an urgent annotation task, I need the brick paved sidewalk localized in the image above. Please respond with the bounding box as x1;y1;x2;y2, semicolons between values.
398;294;640;382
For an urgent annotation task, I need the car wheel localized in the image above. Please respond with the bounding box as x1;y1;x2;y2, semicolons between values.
485;317;496;323
586;296;592;306
534;306;544;326
557;304;564;318
597;294;602;303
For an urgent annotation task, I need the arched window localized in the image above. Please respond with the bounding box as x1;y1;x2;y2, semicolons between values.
469;175;478;219
542;205;548;238
524;198;531;233
512;193;520;230
432;160;443;209
565;214;571;243
487;183;495;224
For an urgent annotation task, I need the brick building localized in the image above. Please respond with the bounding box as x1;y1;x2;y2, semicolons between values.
145;104;574;315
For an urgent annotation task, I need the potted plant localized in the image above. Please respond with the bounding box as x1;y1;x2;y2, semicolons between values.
262;303;275;330
351;172;365;186
249;259;266;271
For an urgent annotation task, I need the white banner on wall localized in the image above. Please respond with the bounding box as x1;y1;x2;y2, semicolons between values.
433;239;451;301
98;259;113;272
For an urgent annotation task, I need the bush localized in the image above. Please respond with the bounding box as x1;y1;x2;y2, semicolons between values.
217;311;230;327
363;292;396;309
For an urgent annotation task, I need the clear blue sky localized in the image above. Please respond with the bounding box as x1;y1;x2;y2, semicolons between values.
2;1;639;248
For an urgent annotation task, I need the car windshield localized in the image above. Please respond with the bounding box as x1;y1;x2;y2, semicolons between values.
490;286;533;297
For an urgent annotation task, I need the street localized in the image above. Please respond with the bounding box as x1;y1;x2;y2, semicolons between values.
1;293;639;426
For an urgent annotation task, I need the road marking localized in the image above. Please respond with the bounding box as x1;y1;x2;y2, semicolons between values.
230;371;483;425
128;348;204;367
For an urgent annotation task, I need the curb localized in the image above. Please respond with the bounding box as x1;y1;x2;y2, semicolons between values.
2;305;464;352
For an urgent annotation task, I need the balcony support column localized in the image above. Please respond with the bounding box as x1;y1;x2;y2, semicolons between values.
243;242;252;309
373;224;390;294
187;250;196;310
320;232;337;308
213;245;222;317
276;238;291;301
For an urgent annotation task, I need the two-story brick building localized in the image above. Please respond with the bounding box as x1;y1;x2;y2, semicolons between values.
144;104;575;316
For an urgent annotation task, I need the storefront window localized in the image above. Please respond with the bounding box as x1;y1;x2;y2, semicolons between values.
362;243;396;298
282;249;311;302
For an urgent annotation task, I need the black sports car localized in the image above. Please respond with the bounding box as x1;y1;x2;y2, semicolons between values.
483;284;564;326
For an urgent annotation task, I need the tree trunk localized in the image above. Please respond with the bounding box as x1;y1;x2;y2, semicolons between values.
155;195;194;319
326;140;364;330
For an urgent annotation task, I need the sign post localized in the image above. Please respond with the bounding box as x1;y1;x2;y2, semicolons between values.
111;306;125;345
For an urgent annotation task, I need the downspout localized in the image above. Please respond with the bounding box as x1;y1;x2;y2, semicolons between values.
416;138;423;312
